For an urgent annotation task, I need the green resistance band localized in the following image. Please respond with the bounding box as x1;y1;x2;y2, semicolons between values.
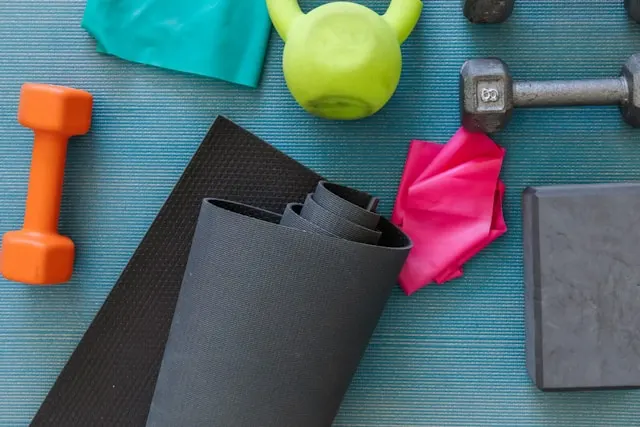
82;0;272;88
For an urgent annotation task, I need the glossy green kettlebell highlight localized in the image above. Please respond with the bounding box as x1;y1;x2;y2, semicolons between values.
267;0;423;120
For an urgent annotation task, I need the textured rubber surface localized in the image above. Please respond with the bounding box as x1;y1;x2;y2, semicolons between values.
30;117;321;426
146;184;410;426
3;1;640;426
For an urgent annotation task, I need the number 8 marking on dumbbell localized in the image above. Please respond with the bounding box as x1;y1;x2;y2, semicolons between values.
481;88;500;103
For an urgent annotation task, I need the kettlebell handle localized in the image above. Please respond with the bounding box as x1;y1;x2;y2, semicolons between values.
266;0;422;44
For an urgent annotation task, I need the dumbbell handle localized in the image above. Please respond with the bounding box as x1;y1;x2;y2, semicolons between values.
513;77;629;107
23;132;68;233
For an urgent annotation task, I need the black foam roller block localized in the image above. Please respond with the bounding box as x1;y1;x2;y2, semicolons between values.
145;182;411;427
523;183;640;391
31;117;322;426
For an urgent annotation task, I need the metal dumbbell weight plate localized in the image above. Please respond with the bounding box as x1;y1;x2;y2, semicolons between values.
462;0;515;23
460;54;640;133
466;1;640;24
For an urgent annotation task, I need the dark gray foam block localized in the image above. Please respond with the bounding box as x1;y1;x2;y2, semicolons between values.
145;182;411;427
523;183;640;391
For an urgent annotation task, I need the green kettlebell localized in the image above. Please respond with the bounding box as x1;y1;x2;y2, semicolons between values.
266;0;423;120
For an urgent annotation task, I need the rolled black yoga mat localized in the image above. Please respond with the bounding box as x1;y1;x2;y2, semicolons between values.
31;117;411;427
146;182;411;427
31;117;320;426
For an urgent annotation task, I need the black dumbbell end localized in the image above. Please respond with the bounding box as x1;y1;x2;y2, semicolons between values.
620;53;640;127
625;0;640;23
463;0;515;24
460;58;514;133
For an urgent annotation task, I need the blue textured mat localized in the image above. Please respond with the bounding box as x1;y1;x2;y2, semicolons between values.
1;1;640;426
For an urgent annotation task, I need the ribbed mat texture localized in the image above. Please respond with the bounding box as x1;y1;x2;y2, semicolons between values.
1;1;640;426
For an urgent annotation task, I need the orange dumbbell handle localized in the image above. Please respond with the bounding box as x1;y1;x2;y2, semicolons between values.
22;131;69;233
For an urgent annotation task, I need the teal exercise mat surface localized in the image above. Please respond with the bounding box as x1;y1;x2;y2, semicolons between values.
1;1;640;426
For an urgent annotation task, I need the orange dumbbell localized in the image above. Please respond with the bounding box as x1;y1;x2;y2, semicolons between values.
0;83;93;285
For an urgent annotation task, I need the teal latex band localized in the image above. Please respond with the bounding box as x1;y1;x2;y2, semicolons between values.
82;0;272;88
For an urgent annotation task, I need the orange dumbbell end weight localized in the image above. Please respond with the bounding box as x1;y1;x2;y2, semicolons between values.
0;83;92;285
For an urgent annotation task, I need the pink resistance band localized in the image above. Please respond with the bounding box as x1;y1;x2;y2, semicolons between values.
392;128;507;295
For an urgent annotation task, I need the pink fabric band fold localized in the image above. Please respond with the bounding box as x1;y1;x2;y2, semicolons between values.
392;128;507;295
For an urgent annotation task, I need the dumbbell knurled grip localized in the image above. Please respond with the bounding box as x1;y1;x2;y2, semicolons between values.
513;78;629;107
